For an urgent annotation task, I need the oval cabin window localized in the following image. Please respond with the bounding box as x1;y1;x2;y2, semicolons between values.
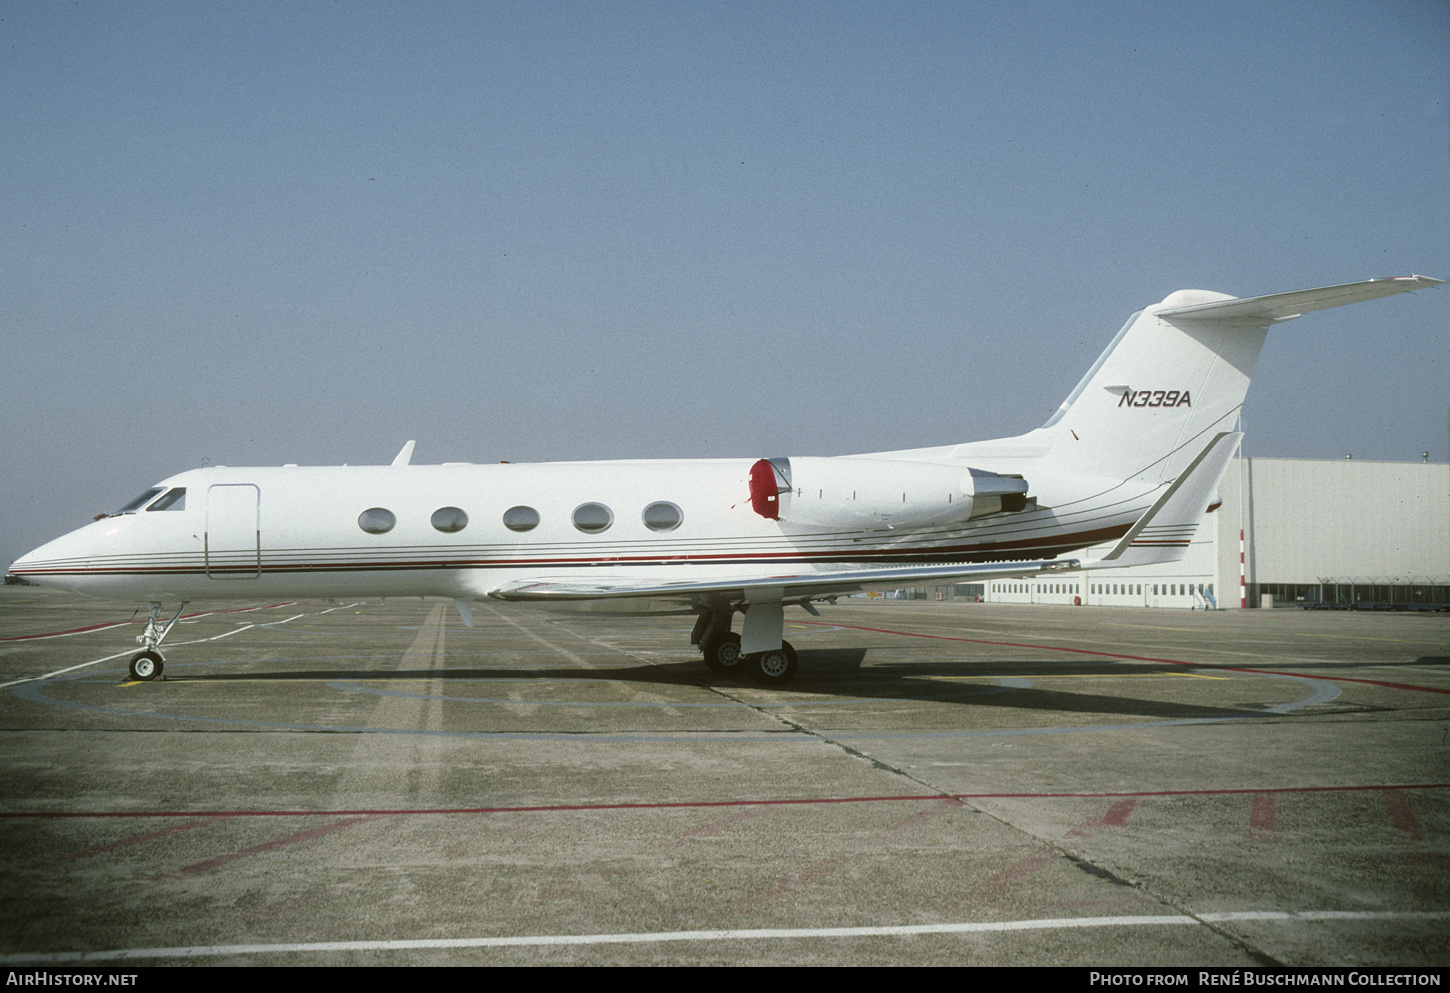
642;501;682;532
502;506;540;533
431;507;468;533
572;503;613;534
358;508;396;534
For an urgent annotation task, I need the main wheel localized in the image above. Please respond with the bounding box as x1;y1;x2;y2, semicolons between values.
702;632;743;673
128;651;164;682
747;641;798;686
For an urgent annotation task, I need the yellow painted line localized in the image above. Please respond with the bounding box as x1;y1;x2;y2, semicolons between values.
1289;632;1425;645
129;676;455;685
1103;623;1199;632
1105;621;1432;646
928;672;1229;681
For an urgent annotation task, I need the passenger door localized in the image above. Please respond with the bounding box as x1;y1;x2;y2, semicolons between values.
205;484;260;579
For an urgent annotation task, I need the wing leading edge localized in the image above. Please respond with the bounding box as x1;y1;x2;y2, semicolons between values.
486;558;1080;609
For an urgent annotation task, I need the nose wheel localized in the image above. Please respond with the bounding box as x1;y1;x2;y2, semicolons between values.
128;650;164;681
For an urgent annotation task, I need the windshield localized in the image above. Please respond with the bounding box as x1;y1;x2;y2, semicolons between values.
146;488;186;511
112;487;164;516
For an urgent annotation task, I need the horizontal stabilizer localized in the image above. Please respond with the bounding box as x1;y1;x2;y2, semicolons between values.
1157;276;1442;325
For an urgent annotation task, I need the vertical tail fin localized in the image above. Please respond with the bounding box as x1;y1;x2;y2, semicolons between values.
1033;276;1441;486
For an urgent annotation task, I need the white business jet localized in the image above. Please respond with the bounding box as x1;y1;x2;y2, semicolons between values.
11;275;1441;685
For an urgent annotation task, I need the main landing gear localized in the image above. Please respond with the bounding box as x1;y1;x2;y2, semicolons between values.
746;641;798;686
690;606;799;686
127;601;188;682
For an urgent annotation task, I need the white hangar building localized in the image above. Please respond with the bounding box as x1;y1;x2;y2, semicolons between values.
973;456;1449;610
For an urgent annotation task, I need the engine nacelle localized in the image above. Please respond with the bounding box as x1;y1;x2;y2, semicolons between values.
748;457;1029;530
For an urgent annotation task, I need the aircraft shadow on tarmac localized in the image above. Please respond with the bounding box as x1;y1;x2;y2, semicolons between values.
1180;656;1447;670
157;648;1281;722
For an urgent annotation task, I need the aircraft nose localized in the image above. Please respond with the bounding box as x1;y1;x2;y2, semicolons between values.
9;525;103;591
11;536;64;582
11;541;50;573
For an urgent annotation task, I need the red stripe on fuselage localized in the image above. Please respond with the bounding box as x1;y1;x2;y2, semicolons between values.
14;524;1131;579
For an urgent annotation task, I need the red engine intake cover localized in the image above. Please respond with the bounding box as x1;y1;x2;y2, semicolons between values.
748;459;783;520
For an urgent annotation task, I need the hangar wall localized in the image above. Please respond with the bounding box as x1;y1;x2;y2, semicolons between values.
973;457;1450;609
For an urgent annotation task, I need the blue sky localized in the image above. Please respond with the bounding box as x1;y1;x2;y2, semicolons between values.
3;0;1447;568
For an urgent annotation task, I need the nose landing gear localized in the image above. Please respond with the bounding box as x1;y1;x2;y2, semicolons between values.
127;601;188;682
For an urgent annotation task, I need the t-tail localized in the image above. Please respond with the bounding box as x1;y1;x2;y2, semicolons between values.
947;275;1441;567
1032;276;1442;487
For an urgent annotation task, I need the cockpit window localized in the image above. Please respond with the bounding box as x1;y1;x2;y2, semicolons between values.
113;488;164;515
146;488;186;512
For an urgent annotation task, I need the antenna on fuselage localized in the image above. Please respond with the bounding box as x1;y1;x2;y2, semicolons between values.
391;440;416;466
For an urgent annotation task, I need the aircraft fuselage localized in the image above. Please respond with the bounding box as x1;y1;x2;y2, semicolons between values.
17;457;1136;603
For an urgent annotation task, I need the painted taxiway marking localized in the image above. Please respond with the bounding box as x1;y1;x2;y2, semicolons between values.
1;603;358;690
3;781;1447;820
0;649;139;690
0;602;300;643
1;603;327;690
116;613;314;686
0;620;133;641
4;910;1449;963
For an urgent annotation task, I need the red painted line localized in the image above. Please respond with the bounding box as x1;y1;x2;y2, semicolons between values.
734;798;964;912
793;619;1450;696
4;783;1448;820
177;815;382;875
1382;789;1425;845
976;846;1062;895
975;798;1140;896
5;817;234;872
1066;797;1137;837
1249;793;1275;840
1101;797;1137;825
0;621;133;641
81;815;383;908
663;806;772;846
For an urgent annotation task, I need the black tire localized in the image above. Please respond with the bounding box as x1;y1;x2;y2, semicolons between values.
702;632;743;673
747;640;798;686
128;651;163;682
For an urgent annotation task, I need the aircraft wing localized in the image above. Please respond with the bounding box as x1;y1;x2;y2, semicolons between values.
487;558;1079;608
1158;275;1443;324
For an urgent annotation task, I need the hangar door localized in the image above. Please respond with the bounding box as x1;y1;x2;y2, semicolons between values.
205;484;260;579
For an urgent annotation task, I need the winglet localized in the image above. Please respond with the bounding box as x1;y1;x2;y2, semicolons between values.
392;440;416;466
